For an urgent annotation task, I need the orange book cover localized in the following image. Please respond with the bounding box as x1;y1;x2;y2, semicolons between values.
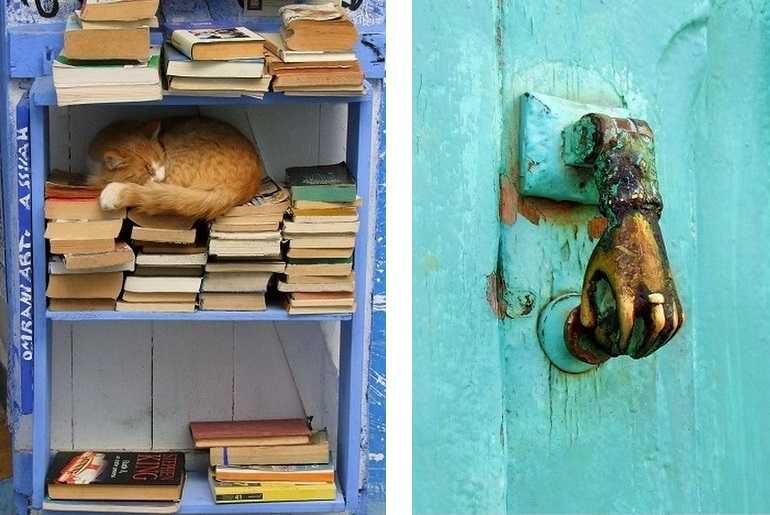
189;418;311;449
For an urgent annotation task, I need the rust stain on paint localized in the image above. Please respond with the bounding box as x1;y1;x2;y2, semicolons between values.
518;196;599;226
588;216;608;240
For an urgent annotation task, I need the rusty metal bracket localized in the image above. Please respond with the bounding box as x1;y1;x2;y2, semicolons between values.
519;92;629;204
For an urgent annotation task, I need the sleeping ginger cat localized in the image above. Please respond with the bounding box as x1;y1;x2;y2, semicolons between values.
87;116;263;221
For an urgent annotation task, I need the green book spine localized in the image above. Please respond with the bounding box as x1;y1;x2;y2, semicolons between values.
289;185;357;203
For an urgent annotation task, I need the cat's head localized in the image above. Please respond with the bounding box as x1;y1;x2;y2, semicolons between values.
87;119;166;186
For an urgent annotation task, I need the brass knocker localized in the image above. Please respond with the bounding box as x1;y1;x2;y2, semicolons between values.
559;114;684;366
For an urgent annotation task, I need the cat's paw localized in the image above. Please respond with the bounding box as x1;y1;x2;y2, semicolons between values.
100;182;127;211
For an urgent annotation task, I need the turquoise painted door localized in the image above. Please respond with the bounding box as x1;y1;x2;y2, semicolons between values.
413;1;770;513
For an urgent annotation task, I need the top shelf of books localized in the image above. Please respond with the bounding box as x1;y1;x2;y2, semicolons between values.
29;76;372;108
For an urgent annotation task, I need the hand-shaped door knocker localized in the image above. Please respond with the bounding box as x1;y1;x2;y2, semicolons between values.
541;114;684;372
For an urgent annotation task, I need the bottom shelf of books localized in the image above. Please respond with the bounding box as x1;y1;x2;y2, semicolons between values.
42;443;346;512
43;471;345;514
42;420;346;513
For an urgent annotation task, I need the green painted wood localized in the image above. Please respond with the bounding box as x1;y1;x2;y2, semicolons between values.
413;0;770;513
412;0;506;511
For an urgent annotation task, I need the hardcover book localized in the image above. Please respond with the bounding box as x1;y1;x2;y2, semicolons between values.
284;161;356;202
190;418;311;449
45;451;185;501
170;26;266;61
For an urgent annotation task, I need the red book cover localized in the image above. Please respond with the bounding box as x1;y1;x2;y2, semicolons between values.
189;418;312;449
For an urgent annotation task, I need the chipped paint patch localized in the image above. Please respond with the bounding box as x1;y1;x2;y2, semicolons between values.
487;272;507;320
499;174;517;226
372;294;386;312
369;453;385;462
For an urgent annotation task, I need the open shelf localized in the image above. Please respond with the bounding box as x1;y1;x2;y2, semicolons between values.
47;306;353;322
30;76;372;107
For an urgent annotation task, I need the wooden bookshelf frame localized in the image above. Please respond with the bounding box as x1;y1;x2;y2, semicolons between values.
23;77;374;514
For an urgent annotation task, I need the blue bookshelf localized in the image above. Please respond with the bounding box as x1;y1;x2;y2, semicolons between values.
22;73;373;513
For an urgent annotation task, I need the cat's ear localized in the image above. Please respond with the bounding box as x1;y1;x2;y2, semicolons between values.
142;119;162;141
103;150;125;170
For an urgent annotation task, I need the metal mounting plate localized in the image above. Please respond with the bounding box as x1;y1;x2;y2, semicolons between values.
519;92;629;204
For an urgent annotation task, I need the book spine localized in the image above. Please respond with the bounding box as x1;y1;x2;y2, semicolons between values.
15;92;33;415
213;485;335;501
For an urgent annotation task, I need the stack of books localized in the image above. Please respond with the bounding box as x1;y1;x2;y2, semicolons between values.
201;177;289;311
263;3;364;96
117;210;204;312
44;170;130;311
43;450;185;513
279;162;359;314
165;26;271;98
189;418;336;504
53;0;162;105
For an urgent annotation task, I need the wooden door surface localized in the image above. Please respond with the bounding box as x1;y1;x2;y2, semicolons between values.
413;1;770;513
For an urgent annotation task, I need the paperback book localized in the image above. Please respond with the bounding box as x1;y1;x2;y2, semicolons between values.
53;46;162;87
208;468;336;503
210;429;330;466
162;43;265;78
